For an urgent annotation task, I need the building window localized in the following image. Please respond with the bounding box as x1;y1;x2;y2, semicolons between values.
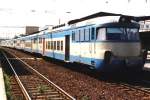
61;41;63;51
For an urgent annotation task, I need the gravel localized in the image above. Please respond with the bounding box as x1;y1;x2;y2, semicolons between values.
6;48;150;100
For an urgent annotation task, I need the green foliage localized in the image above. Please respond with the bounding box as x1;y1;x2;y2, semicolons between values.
81;95;91;100
3;73;12;100
38;85;48;93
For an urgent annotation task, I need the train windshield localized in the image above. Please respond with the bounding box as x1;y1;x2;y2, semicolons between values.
106;28;139;41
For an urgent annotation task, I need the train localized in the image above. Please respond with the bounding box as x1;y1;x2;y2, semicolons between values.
1;12;149;72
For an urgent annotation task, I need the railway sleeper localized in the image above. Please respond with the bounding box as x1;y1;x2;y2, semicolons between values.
24;83;46;87
31;91;58;95
29;90;57;95
45;97;65;100
32;92;58;96
22;81;46;85
32;95;61;99
46;94;61;98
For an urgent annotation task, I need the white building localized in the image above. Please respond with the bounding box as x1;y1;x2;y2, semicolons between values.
139;20;150;32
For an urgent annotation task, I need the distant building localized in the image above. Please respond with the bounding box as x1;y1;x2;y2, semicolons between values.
25;26;39;35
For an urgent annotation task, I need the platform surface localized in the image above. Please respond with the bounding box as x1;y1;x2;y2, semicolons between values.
0;64;7;100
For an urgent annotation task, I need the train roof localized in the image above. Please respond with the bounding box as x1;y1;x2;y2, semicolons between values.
10;12;150;40
68;12;150;25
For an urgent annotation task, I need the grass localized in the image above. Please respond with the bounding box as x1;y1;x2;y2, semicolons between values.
38;84;48;93
81;95;91;100
3;73;13;100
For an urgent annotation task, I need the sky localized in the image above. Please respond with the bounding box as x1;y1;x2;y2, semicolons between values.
0;0;150;38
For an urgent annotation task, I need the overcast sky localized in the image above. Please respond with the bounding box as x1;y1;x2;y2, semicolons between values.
0;0;150;38
0;0;149;26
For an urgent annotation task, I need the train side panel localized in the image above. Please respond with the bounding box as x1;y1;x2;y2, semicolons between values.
24;37;32;52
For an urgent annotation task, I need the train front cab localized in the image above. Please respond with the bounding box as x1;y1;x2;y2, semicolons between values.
94;22;144;72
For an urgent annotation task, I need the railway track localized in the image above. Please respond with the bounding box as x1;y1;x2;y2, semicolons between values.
101;71;150;98
3;47;150;99
0;51;25;100
9;76;25;99
103;80;150;99
1;50;75;100
120;80;150;94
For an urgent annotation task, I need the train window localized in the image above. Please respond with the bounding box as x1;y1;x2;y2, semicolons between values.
57;41;60;50
126;28;139;40
146;25;149;29
33;38;37;43
84;29;86;41
80;29;84;42
97;28;106;41
46;41;48;49
54;41;56;50
72;31;75;41
33;38;35;43
48;41;51;49
91;28;95;40
89;28;91;40
39;38;42;43
85;28;90;41
75;30;80;42
39;38;40;43
51;41;53;50
47;41;49;49
61;41;63;51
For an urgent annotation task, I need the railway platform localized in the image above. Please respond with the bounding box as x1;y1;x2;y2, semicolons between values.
143;51;150;71
0;61;7;100
144;63;150;71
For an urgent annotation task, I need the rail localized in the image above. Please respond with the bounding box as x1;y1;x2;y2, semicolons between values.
2;51;31;100
4;49;76;100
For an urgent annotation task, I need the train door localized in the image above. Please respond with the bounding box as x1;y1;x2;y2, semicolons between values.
43;38;45;55
31;39;33;52
90;27;96;66
36;37;38;53
65;35;70;61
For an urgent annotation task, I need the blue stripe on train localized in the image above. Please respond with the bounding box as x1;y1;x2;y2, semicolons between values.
43;51;104;69
24;48;32;52
24;49;132;71
36;50;141;71
44;51;65;60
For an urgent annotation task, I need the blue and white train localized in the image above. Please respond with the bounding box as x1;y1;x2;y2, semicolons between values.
1;12;148;72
